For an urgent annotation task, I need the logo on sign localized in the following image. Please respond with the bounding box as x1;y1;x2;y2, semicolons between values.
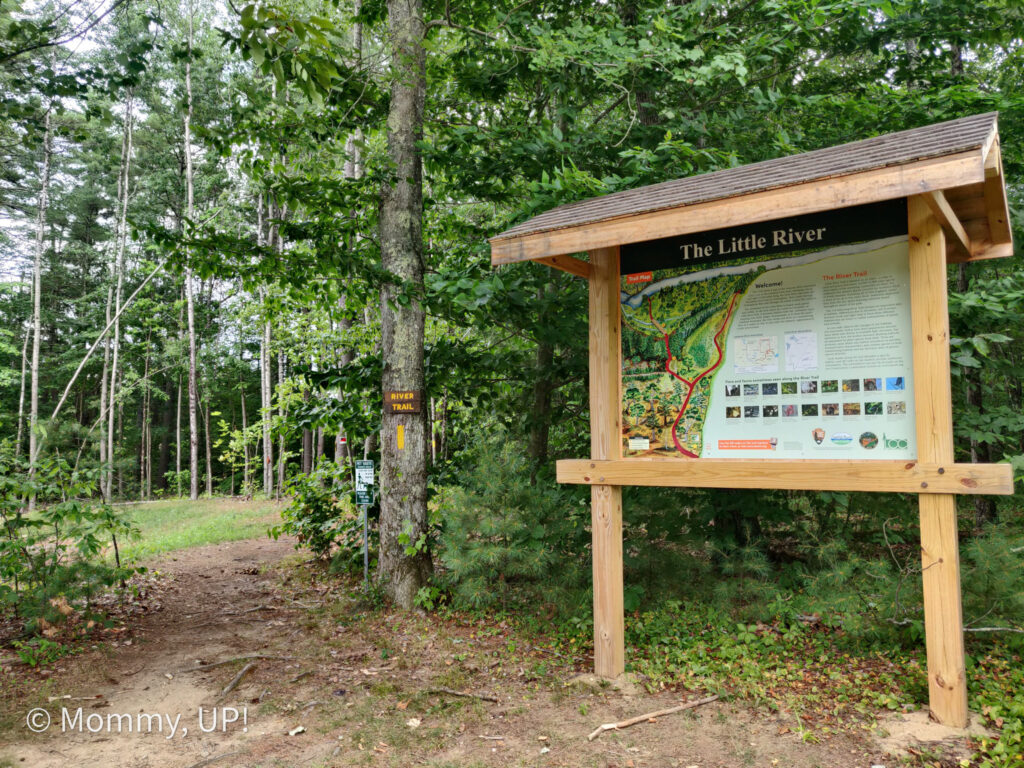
812;428;825;445
883;433;908;449
830;432;852;446
859;432;878;449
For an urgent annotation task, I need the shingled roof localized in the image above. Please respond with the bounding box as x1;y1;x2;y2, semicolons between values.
490;112;1010;269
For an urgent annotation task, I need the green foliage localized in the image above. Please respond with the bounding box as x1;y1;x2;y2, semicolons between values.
11;637;73;667
270;459;346;557
0;452;139;634
270;459;369;569
437;434;588;611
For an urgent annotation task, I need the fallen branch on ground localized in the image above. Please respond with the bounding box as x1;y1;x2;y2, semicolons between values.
177;655;291;673
587;694;719;741
290;670;313;683
283;596;316;609
964;626;1024;635
184;751;245;768
242;605;277;614
427;687;499;703
216;662;256;703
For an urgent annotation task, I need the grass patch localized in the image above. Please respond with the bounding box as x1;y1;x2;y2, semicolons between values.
117;497;283;562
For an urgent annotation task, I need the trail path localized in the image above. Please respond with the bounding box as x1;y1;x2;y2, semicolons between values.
2;535;896;767
3;538;317;768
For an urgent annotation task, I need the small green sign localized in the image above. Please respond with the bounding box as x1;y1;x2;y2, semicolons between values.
355;489;372;506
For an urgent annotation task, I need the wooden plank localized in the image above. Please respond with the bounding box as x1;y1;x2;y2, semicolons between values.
947;241;1014;263
556;459;1013;495
591;484;624;677
908;195;968;728
982;144;1013;246
923;190;972;257
587;246;624;679
491;151;984;265
535;254;591;279
588;247;622;461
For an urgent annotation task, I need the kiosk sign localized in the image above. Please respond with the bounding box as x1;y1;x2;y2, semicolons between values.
619;200;916;460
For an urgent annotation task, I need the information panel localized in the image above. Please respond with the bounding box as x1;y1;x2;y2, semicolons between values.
619;200;917;460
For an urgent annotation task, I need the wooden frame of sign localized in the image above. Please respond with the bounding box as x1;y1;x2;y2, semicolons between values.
489;114;1015;727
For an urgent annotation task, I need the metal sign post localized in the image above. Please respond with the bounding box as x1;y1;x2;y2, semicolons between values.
354;459;374;588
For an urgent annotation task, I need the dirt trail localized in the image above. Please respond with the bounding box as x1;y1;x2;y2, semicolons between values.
2;538;315;768
2;537;893;768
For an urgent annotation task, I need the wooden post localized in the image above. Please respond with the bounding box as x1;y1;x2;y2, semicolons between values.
908;195;968;727
588;246;624;678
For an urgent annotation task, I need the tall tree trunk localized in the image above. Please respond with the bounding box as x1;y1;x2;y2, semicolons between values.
184;4;200;501
176;372;183;497
277;350;286;496
156;376;174;490
956;264;997;529
97;287;111;494
257;197;274;497
527;283;558;483
28;101;53;508
203;389;213;496
139;335;151;500
527;341;555;484
15;315;30;459
106;92;134;501
241;381;250;493
377;0;431;608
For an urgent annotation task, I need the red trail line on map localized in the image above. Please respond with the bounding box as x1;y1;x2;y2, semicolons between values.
646;293;740;458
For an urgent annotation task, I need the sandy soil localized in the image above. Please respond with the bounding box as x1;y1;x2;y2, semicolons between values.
0;536;947;767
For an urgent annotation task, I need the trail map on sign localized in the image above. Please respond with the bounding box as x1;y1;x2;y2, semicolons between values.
619;202;917;460
734;336;779;373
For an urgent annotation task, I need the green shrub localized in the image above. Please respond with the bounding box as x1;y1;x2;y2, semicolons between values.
0;451;139;635
270;459;369;567
436;434;588;611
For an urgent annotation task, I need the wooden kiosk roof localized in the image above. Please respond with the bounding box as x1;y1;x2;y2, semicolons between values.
490;112;1012;275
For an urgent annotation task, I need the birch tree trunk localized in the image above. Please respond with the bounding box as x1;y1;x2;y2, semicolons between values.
241;380;250;493
139;334;151;499
176;372;182;497
28;102;53;507
277;350;286;497
184;3;200;500
377;0;431;608
203;389;213;495
15;316;29;459
257;196;274;497
97;287;111;494
106;92;134;501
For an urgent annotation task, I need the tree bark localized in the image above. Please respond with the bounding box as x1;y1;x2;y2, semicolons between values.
377;0;432;608
15;313;30;459
184;4;200;500
956;263;997;529
277;350;286;496
139;333;151;500
97;287;111;494
257;195;275;496
28;100;53;509
176;372;183;496
106;91;134;501
203;387;213;496
156;376;174;490
241;379;250;493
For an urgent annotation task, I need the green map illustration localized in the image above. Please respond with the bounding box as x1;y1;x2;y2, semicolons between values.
621;260;760;458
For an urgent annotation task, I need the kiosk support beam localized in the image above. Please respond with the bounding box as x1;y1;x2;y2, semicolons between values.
908;195;968;727
588;246;624;678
